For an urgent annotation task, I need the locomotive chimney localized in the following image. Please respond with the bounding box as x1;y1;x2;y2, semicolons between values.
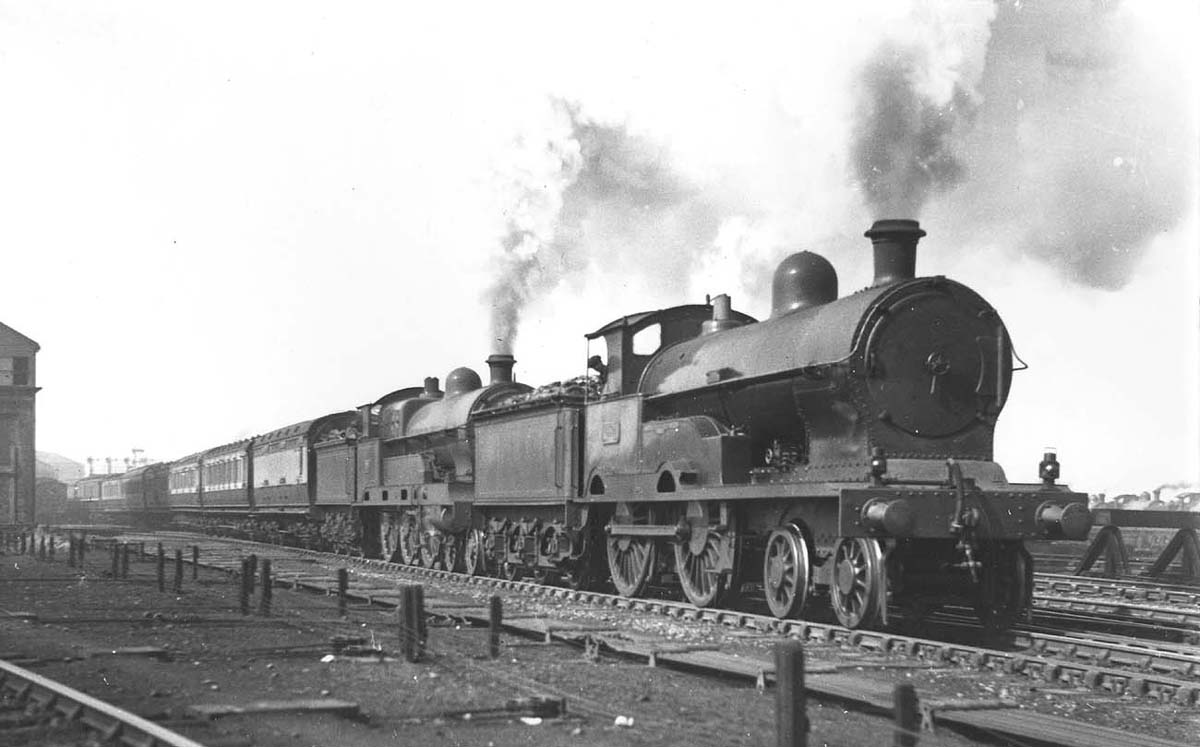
422;376;442;399
865;219;925;286
486;353;515;385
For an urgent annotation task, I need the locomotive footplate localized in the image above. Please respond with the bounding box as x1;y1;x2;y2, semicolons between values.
837;486;1092;541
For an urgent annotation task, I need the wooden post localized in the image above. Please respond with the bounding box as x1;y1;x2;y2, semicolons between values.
488;595;502;659
247;554;258;594
893;683;919;747
337;568;349;617
775;641;808;747
174;549;184;593
192;545;199;580
240;558;251;615
48;534;55;561
111;543;120;579
79;532;86;564
156;543;165;592
121;544;130;578
19;532;26;554
398;585;415;662
68;535;76;568
259;560;272;617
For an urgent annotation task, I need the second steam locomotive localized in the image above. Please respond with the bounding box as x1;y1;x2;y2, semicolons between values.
78;219;1093;631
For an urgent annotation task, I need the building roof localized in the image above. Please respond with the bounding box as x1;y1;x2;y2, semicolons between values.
0;321;39;352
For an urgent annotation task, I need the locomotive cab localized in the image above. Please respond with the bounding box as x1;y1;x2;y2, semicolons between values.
585;304;756;398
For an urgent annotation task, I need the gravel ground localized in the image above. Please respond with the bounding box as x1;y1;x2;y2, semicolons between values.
5;537;1198;746
1;545;992;747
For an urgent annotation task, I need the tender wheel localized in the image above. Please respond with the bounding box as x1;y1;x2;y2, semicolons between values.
763;524;810;619
464;529;488;576
501;561;523;581
673;502;739;608
379;513;401;563
975;541;1032;634
606;503;658;597
829;537;885;629
440;533;461;572
398;513;421;566
421;530;444;569
561;526;600;591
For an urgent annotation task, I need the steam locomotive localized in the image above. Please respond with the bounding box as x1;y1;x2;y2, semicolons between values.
75;219;1093;631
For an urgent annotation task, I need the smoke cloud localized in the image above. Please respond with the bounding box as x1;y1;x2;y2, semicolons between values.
485;101;727;352
847;2;1193;290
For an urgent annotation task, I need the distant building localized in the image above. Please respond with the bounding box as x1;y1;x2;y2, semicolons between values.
0;321;39;524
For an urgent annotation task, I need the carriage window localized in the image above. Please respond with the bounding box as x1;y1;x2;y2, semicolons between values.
632;323;661;356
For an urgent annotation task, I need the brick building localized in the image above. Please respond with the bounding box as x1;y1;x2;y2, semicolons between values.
0;322;39;524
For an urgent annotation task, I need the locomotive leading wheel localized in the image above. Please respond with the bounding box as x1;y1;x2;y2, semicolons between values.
674;502;739;608
829;537;885;629
763;524;810;619
464;529;488;576
398;513;421;566
974;541;1032;634
607;503;658;597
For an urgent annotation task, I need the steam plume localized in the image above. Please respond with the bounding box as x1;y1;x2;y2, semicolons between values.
486;101;724;352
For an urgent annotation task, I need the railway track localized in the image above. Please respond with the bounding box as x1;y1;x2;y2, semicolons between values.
0;657;204;747
104;531;1200;708
24;526;1200;746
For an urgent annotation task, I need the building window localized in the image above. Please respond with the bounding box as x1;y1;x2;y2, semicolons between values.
12;357;28;386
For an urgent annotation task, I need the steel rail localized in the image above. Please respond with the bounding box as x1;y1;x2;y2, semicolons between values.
0;658;206;747
1036;572;1200;606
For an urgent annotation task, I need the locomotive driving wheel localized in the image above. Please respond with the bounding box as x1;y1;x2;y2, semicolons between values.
607;502;658;597
673;502;740;608
763;523;811;619
463;528;488;576
974;541;1032;634
397;513;421;566
829;537;885;629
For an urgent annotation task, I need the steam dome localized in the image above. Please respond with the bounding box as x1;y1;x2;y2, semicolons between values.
771;251;838;317
445;367;482;396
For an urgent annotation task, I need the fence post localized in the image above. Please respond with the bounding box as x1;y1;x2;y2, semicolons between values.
775;641;808;747
156;543;165;592
121;544;130;578
174;549;184;593
192;545;199;580
398;585;415;662
68;535;76;568
240;558;251;615
111;543;120;579
489;595;502;659
247;554;258;594
893;683;919;747
337;568;349;617
48;534;55;561
260;559;272;617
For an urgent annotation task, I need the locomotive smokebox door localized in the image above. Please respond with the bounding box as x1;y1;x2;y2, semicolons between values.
863;288;1012;438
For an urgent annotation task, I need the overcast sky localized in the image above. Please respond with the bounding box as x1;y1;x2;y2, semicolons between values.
1;1;1196;496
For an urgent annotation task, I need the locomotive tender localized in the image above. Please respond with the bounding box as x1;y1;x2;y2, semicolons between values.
81;219;1093;631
